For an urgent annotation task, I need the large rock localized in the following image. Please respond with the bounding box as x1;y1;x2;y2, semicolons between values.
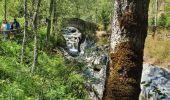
62;26;109;100
61;27;82;56
140;64;170;100
62;18;98;33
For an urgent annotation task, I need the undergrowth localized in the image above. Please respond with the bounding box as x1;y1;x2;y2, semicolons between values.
0;29;88;99
144;29;170;67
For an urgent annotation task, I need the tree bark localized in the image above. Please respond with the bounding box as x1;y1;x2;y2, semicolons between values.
32;0;41;74
103;0;150;100
152;0;158;39
46;0;54;50
53;0;57;35
21;0;28;64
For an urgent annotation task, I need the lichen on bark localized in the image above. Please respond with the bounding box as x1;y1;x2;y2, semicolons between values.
103;41;143;100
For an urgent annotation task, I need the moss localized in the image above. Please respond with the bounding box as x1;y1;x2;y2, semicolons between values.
103;41;143;100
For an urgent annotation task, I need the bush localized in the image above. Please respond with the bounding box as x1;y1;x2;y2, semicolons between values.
98;7;111;31
166;17;170;28
0;32;88;99
148;17;155;26
158;14;167;28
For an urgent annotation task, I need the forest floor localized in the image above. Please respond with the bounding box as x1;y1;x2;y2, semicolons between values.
144;29;170;69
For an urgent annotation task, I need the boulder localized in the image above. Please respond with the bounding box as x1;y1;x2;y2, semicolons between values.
140;64;170;100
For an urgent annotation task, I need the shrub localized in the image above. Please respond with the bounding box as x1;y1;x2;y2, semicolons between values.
148;17;155;26
0;32;88;99
158;14;167;28
165;17;170;28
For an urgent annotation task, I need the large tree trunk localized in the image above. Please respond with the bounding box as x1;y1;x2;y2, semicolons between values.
21;0;28;64
103;0;150;100
32;0;41;74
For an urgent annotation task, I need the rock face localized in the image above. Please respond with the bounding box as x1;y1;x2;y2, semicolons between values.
61;27;82;56
62;18;98;33
62;27;109;100
140;64;170;100
62;27;170;100
81;46;108;100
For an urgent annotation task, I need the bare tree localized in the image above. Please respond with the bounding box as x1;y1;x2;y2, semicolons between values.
103;0;150;100
21;0;28;64
32;0;41;74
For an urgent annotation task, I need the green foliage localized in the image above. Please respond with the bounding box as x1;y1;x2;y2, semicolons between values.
54;34;66;47
165;17;170;28
148;17;155;26
158;14;167;27
0;16;3;24
148;0;170;28
148;13;170;28
0;0;114;30
157;13;170;28
99;8;110;30
0;34;88;99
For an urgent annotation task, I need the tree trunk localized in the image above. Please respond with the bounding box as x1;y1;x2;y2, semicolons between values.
4;0;6;20
21;0;28;64
53;0;57;35
103;0;150;100
32;0;41;74
152;0;158;39
46;0;54;50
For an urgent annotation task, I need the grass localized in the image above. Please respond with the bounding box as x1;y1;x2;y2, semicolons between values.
144;29;170;68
